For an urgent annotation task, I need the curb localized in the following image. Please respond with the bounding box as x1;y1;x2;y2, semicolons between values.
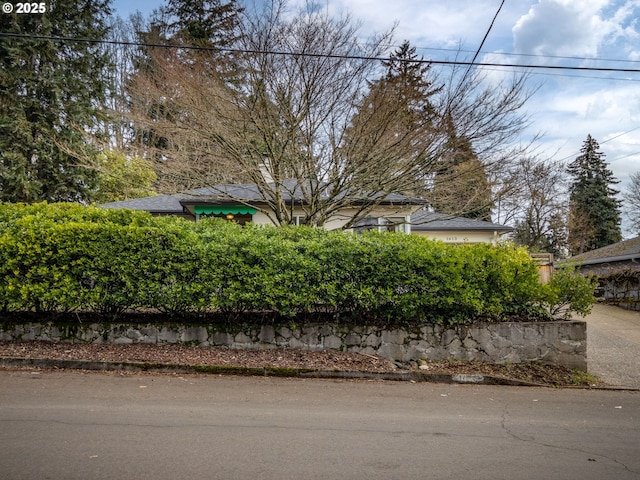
0;357;545;387
4;357;638;390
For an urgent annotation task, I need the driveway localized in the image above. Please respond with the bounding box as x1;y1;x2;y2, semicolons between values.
584;303;640;388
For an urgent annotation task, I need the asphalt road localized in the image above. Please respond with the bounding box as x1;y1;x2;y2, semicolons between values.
1;370;639;480
585;304;640;388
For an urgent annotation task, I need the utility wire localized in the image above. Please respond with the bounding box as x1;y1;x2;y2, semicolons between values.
459;0;505;85
1;31;640;74
477;64;640;82
410;44;640;66
556;126;640;162
609;151;640;162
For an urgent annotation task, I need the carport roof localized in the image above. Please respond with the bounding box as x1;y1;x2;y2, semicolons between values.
564;236;640;266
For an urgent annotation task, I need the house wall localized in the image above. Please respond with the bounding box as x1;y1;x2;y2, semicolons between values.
0;319;587;371
251;206;415;231
412;230;500;244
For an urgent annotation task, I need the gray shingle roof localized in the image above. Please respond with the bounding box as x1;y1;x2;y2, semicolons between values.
180;184;266;202
179;181;423;205
564;236;640;265
102;182;426;212
101;188;515;235
409;209;513;232
101;194;184;213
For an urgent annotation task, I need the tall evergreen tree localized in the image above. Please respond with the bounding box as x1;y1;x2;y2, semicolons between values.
377;41;441;116
567;135;622;255
429;116;493;221
0;0;112;203
354;41;493;220
128;0;244;191
136;0;242;75
340;41;442;194
163;0;242;49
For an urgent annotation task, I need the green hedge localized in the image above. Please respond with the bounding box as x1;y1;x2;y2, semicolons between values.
0;202;594;324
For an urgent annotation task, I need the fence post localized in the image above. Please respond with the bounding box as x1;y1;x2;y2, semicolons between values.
531;253;554;284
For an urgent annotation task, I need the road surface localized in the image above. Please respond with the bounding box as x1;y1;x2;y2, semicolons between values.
1;370;638;480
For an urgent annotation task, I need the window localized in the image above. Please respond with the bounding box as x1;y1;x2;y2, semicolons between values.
354;216;409;234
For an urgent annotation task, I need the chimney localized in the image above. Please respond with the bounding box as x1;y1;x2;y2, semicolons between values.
259;152;274;184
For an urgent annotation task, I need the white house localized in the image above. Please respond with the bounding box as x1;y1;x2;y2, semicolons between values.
102;182;423;232
102;183;513;243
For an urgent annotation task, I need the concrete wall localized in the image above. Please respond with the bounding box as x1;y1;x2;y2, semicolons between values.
0;319;587;371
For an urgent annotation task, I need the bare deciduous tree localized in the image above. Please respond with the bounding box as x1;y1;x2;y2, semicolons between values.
497;156;569;255
128;0;536;228
624;171;640;236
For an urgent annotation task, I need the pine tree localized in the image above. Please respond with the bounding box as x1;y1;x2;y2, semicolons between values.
163;0;242;49
567;135;622;254
340;41;442;194
372;40;441;132
0;0;112;203
128;0;244;191
360;41;494;220
429;116;493;221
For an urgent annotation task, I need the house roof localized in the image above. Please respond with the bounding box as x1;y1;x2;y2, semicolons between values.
409;209;513;233
179;181;424;205
101;187;514;234
101;194;184;213
563;236;640;266
102;182;426;214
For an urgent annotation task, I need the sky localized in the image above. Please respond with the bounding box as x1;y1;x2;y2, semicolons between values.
112;0;640;230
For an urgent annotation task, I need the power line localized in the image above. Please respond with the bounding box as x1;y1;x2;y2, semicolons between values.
476;64;640;82
450;0;505;119
1;32;640;74
556;126;640;162
601;127;640;145
412;44;640;67
610;151;640;162
460;0;505;83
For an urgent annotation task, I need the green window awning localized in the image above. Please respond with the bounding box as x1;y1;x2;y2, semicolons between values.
194;205;257;215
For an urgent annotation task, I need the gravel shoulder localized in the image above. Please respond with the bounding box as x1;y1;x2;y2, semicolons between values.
0;341;605;387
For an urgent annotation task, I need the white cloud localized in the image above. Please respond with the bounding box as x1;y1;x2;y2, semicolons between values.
526;80;640;184
512;0;618;58
315;0;528;50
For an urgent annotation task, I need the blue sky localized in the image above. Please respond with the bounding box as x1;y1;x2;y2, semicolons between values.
113;0;640;212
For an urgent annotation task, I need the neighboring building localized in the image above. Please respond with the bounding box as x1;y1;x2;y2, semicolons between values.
101;183;424;232
409;209;513;244
563;236;640;310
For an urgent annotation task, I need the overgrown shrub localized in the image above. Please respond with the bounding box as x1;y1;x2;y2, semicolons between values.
541;267;598;319
0;202;594;324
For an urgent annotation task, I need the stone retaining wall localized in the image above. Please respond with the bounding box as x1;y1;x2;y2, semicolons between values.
0;320;587;371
